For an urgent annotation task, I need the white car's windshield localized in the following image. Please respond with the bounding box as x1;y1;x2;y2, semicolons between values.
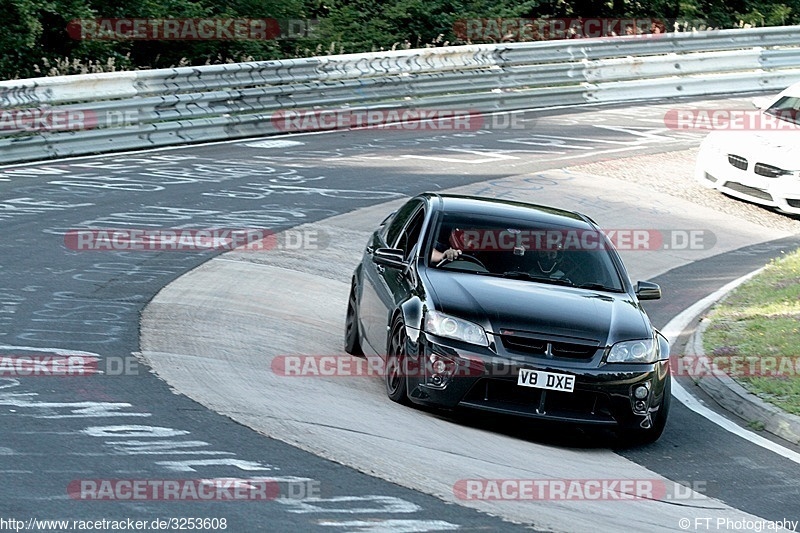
764;95;800;125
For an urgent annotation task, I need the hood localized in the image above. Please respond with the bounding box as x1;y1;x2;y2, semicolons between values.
424;270;651;346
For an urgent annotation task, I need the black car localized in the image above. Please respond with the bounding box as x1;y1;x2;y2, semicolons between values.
345;193;671;444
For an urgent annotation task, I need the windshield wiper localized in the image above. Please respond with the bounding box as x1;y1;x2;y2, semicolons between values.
575;282;623;292
441;267;490;274
499;271;575;286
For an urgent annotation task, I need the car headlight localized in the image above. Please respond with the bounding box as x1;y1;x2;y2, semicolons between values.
424;310;488;347
606;339;657;363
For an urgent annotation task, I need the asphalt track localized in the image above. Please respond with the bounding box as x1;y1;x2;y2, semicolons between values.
1;96;799;532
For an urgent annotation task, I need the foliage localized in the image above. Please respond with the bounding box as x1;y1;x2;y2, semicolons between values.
0;0;797;79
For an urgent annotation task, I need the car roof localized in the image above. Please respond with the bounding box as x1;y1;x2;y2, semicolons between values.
422;193;596;228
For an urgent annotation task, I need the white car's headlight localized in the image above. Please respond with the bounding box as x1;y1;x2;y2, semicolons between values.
424;311;488;347
606;339;657;363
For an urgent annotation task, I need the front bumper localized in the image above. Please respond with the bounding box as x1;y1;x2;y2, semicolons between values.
406;332;670;430
695;148;800;215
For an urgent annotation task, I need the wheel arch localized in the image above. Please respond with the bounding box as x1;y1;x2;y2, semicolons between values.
387;297;424;351
656;330;670;362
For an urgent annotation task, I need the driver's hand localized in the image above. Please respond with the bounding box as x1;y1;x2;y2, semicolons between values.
443;248;462;260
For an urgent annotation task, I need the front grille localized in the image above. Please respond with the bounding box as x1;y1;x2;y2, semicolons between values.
551;342;597;358
754;163;788;178
461;378;614;422
787;199;800;208
501;333;598;360
727;154;748;170
723;181;773;201
501;336;547;355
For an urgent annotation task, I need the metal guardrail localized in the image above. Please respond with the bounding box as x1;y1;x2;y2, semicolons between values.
1;26;800;164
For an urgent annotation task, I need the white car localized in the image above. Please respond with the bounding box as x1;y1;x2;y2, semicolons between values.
695;82;800;214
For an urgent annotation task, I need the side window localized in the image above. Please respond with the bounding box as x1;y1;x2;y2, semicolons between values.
377;210;397;242
397;209;426;260
385;199;423;247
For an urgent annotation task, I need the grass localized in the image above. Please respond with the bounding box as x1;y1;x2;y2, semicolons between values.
702;247;800;416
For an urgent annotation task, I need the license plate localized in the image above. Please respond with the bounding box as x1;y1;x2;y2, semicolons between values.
517;368;575;393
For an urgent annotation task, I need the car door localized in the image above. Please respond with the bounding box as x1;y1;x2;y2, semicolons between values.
359;199;423;354
373;206;427;353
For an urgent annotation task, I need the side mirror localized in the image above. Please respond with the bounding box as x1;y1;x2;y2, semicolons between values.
635;281;661;300
373;248;407;269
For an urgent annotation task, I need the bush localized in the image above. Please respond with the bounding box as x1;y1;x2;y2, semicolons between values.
0;0;798;80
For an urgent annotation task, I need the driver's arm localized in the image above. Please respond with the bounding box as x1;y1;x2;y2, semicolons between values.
431;246;461;263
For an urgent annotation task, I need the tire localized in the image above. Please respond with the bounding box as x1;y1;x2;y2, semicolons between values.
344;282;363;356
385;317;411;405
620;373;671;446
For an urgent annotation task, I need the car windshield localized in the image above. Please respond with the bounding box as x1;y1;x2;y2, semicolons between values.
764;95;800;126
427;212;625;292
